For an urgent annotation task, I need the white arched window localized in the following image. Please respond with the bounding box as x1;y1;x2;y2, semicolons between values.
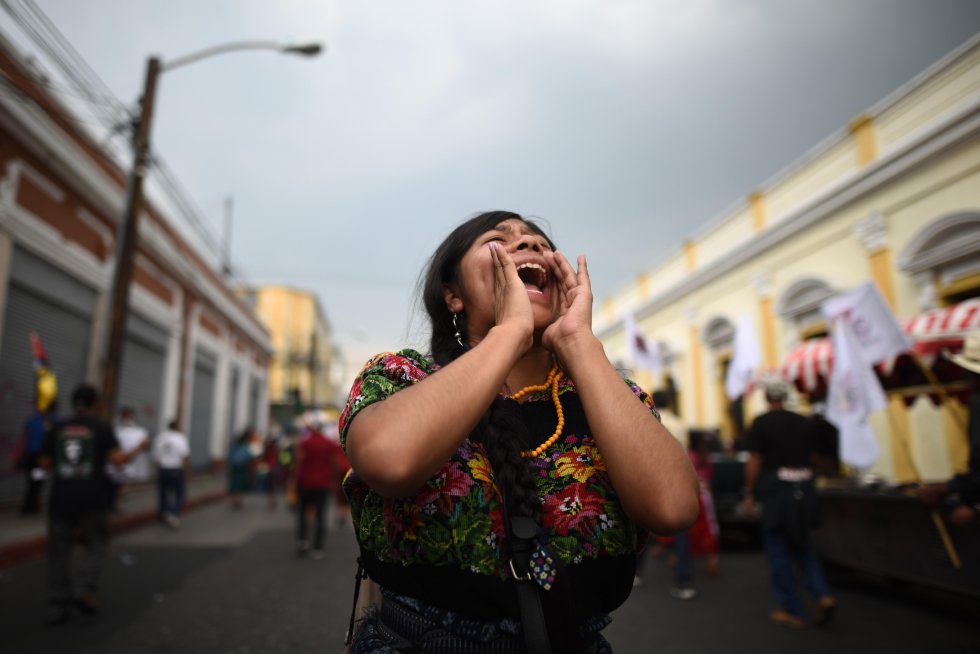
899;210;980;310
702;316;735;351
776;277;838;337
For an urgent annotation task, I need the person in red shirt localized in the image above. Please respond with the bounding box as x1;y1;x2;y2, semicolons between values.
295;422;337;558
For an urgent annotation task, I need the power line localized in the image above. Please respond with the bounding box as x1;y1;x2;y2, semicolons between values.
0;0;239;279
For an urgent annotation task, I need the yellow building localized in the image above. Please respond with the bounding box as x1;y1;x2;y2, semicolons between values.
238;285;339;418
597;34;980;484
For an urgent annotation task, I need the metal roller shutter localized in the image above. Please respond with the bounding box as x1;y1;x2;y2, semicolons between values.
117;314;169;432
189;348;217;468
248;375;261;430
0;248;96;497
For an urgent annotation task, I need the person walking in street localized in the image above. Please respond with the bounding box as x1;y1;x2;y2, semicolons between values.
38;383;149;625
742;382;837;629
228;428;255;510
687;431;721;579
16;403;58;515
263;434;287;510
105;406;150;513
152;420;190;529
295;422;337;559
340;211;698;653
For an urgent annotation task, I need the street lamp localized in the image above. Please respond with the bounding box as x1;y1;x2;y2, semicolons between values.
100;40;322;418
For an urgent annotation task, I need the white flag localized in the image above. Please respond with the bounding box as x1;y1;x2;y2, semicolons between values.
822;282;912;364
825;318;887;469
725;314;761;400
623;314;662;375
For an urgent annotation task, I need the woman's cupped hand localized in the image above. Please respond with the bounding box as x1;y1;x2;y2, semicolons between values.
489;242;535;353
542;251;594;354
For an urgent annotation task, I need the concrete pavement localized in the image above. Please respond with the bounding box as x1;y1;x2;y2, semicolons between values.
2;489;979;653
0;472;228;570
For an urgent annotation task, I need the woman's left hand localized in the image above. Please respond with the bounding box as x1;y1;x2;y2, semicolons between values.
542;251;594;354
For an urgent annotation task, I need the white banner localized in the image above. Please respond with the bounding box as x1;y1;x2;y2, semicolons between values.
825;318;887;469
822;281;912;364
725;313;761;400
623;314;663;375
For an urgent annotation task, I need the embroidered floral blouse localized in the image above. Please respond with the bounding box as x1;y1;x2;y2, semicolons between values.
339;349;658;620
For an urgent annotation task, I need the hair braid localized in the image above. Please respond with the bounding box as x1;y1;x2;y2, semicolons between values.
478;398;542;523
431;334;541;522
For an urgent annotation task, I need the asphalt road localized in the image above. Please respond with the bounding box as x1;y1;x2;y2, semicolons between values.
2;496;978;654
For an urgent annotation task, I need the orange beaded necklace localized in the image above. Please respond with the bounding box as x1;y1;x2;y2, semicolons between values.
507;363;565;458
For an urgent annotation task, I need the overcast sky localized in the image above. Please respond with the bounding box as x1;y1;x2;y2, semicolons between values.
4;1;980;395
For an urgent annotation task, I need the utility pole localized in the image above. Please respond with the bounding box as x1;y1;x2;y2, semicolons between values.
309;326;317;408
101;56;161;418
98;40;321;420
222;195;233;277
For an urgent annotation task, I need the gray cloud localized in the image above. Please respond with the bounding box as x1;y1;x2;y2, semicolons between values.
13;0;980;384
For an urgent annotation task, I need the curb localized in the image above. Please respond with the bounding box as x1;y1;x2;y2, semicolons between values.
0;490;228;571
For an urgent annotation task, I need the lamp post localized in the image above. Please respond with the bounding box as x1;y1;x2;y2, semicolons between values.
100;40;322;419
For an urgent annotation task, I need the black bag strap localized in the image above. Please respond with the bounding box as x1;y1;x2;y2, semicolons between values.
508;515;553;654
344;558;368;647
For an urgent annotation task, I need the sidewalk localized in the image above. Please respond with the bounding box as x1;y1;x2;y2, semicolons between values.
0;472;228;570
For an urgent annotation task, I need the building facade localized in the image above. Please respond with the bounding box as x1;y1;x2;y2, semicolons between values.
597;34;980;484
238;285;340;426
0;34;271;499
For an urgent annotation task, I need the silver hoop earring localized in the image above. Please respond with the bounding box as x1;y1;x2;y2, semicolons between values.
452;313;465;348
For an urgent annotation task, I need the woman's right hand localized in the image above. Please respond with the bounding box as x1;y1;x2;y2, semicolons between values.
489;242;534;353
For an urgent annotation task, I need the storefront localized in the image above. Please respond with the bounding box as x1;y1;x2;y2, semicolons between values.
0;33;273;503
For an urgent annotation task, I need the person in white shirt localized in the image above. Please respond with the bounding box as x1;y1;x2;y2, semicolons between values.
105;407;151;512
152;420;190;529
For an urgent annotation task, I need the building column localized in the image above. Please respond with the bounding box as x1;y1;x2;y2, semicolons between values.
749;191;767;232
753;270;777;369
176;296;199;432
0;230;12;346
637;272;650;300
855;212;917;482
684;241;697;273
686;307;704;426
0;161;19;344
211;328;233;463
158;286;184;435
233;350;249;436
253;363;270;435
849;112;878;168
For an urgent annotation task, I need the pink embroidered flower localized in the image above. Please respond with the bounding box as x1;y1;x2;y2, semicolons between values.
543;483;605;535
416;462;475;506
383;354;426;383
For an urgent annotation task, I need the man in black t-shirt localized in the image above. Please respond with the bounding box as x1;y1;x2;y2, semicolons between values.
742;383;837;629
39;383;149;625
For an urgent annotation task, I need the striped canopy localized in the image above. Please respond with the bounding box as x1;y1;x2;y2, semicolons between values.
779;297;980;393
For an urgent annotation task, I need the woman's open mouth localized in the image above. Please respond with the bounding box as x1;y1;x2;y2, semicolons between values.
517;262;548;295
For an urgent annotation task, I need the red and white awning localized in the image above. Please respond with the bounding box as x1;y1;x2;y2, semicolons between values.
902;297;980;358
779;297;980;393
780;337;833;393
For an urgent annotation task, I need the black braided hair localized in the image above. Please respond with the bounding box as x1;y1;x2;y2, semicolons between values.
418;211;555;522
